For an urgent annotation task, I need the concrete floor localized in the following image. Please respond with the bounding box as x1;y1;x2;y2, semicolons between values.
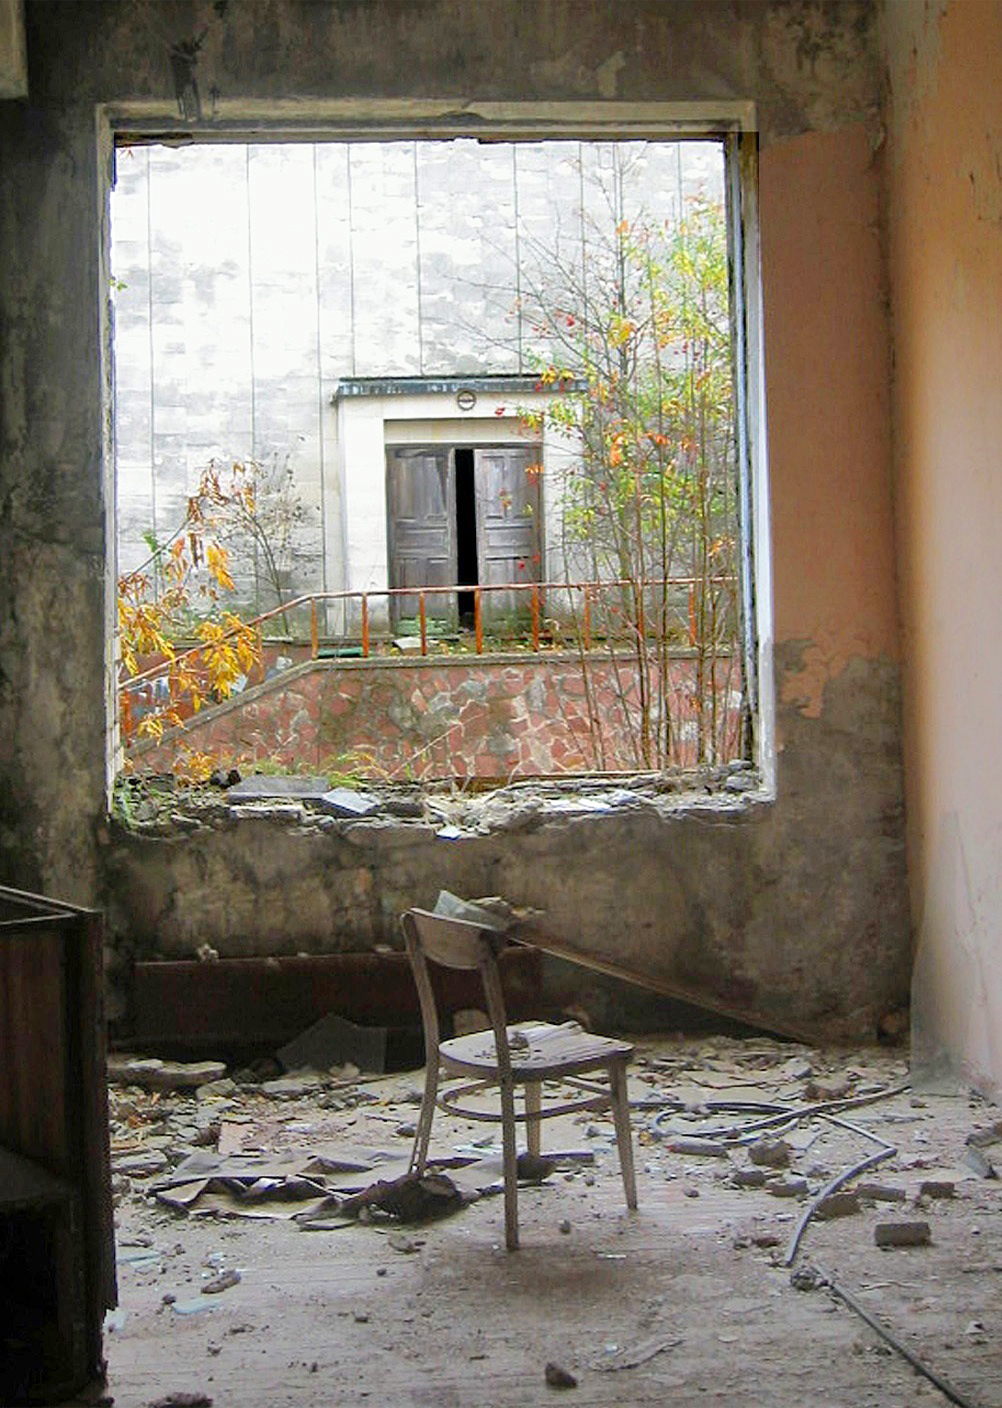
97;1037;1002;1407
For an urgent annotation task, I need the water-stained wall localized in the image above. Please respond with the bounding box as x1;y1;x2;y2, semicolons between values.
0;0;909;1040
884;0;1002;1095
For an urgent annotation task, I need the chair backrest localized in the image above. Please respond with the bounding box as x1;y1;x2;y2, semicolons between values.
401;907;513;1078
404;907;499;971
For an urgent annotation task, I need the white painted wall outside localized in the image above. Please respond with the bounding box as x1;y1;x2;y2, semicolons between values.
111;138;723;614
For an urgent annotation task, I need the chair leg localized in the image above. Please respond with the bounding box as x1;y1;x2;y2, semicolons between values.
500;1069;519;1250
525;1081;542;1157
609;1059;638;1211
409;1058;440;1176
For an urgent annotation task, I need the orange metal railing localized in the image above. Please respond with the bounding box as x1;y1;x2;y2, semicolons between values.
120;574;738;696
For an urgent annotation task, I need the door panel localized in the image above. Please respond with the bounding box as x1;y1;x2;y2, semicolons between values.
386;446;457;626
475;447;542;624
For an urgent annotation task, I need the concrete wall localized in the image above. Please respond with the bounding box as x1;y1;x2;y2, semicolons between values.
0;0;910;1040
883;0;1002;1095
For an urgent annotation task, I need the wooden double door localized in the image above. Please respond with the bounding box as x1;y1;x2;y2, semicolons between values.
386;444;541;628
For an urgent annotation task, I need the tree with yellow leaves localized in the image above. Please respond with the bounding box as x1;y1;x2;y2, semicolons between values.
118;462;263;761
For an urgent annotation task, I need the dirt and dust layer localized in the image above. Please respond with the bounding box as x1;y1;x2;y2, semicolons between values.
93;1036;1001;1408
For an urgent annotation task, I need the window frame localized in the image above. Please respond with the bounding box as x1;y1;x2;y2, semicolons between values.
101;102;772;796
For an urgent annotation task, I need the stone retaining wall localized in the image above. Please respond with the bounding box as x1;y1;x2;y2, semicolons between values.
132;653;743;780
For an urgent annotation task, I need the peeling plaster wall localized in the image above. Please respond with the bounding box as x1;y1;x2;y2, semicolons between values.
0;0;26;98
883;0;1002;1094
0;0;908;1039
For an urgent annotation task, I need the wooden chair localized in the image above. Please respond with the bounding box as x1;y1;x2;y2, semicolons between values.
401;906;637;1250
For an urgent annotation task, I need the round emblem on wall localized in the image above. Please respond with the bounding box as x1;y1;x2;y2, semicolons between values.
456;389;477;412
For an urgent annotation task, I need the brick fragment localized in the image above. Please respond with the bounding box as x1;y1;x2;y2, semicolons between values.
815;1192;861;1219
875;1220;931;1248
856;1181;907;1203
918;1180;955;1200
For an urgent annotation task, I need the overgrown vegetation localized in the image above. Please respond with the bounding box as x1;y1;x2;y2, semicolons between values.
118;461;265;772
514;160;743;768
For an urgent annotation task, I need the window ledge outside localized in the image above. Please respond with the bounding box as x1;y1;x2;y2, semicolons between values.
109;762;768;839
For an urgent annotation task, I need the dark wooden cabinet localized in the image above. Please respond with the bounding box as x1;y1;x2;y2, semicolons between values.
0;886;116;1404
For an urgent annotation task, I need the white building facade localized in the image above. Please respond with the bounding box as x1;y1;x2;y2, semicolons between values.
111;138;724;627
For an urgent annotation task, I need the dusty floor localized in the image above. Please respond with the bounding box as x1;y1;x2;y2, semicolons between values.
99;1037;1002;1407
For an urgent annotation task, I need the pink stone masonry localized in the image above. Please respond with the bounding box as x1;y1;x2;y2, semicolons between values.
132;653;743;780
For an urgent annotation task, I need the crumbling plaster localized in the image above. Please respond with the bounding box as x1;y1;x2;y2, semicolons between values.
0;0;908;1040
883;0;1002;1095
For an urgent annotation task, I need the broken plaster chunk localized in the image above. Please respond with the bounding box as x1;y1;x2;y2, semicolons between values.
805;1073;852;1102
544;1362;578;1390
107;1056;228;1092
790;1264;826;1292
318;787;380;818
966;1120;1002;1148
962;1146;997;1179
765;1175;808;1199
230;803;305;824
666;1137;730;1159
748;1139;792;1169
202;1268;241;1295
148;1394;213;1408
197;1078;237;1100
388;1233;423;1254
261;1073;325;1098
875;1220;932;1248
732;1167;768;1189
227;775;332;801
112;1149;170;1177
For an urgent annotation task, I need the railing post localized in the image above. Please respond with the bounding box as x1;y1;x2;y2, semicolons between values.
474;589;483;654
583;587;592;651
419;593;427;655
531;584;540;651
361;595;370;658
121;687;132;746
310;599;318;659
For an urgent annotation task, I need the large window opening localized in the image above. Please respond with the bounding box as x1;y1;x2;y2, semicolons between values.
111;131;761;788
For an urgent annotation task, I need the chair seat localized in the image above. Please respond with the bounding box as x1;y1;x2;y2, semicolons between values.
440;1019;633;1081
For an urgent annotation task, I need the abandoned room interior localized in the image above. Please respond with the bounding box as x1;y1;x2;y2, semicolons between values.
2;0;1002;1404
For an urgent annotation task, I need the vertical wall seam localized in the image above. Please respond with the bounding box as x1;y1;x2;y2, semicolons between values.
312;145;328;595
513;144;522;373
346;148;357;378
244;145;261;608
413;141;424;376
144;147;157;561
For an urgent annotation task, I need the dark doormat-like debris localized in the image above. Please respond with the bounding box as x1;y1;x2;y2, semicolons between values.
338;1170;471;1223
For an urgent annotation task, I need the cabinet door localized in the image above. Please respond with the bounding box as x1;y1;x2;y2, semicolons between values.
386;446;457;626
475;447;542;624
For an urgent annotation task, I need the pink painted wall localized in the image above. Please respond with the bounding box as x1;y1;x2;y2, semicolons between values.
884;0;1002;1094
761;124;899;721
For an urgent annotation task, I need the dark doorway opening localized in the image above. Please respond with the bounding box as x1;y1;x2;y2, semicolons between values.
454;447;478;627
